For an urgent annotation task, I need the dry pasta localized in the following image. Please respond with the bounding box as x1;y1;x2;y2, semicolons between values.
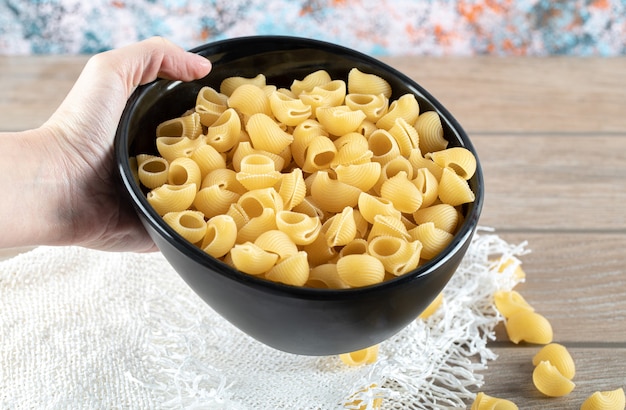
134;68;478;289
532;343;576;380
505;310;553;345
339;344;379;366
532;360;576;397
470;392;518;410
581;388;625;410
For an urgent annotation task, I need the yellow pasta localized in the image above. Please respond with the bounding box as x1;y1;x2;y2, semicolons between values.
147;183;197;216
345;93;388;122
220;73;266;96
265;251;309;286
246;113;294;155
339;344;379;366
136;154;169;189
204;108;241;153
137;67;479;289
581;388;625;410
347;67;392;98
470;392;518;410
162;210;207;244
505;310;553;344
493;290;535;319
201;214;238;258
376;93;420;131
532;343;576;380
532;360;576;397
275;210;321;246
336;254;385;287
229;241;278;275
415;111;448;154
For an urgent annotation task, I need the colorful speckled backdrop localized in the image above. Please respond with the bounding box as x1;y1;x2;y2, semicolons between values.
1;0;625;55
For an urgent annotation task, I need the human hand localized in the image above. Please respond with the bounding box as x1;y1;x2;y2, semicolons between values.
3;37;211;252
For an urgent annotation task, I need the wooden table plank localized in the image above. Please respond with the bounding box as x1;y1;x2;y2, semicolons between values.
480;347;626;409
384;56;626;134
474;134;626;231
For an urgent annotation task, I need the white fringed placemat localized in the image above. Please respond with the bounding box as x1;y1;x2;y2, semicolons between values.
0;228;527;409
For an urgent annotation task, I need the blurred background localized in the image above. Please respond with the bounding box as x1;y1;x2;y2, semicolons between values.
1;0;625;56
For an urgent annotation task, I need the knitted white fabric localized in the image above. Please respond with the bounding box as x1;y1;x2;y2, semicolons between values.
0;228;527;409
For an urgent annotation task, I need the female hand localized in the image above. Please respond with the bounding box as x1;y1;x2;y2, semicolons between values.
0;37;211;252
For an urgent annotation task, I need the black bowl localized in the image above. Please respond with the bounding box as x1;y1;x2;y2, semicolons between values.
115;35;484;356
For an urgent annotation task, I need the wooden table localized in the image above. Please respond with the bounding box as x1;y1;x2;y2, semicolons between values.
1;55;625;408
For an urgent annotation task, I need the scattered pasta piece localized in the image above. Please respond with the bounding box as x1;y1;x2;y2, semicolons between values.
532;343;576;380
418;292;444;319
470;392;518;410
136;68;479;288
494;290;534;319
505;310;553;344
339;345;379;366
580;388;625;410
532;360;576;397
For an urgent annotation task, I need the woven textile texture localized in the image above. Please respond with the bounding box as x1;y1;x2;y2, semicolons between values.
0;229;527;409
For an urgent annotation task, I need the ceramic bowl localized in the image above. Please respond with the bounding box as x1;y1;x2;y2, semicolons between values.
114;36;484;355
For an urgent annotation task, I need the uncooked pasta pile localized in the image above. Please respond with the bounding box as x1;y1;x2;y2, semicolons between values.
0;228;527;409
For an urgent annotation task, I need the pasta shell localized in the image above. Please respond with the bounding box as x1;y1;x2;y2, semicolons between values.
332;137;373;167
156;136;202;163
345;93;389;122
236;207;277;244
291;119;327;168
156;112;202;139
338;238;369;258
229;241;278;275
300;80;346;109
162;210;207;244
532;343;576;380
254;229;298;262
316;105;367;137
226;203;249;230
334;162;381;192
306;263;349;289
220;73;266;97
302;135;337;173
205;108;241;152
426;147;477;180
190;144;227;179
292;196;326;220
275;210;321;246
236;154;282;190
368;236;422;276
413;167;440;209
265;251;310;287
193;184;240;218
195;86;228;127
310;171;362;213
276;167;306;210
323;206;357;247
408;222;453;260
388;117;419;156
201;168;247;195
356;119;378;138
357;192;401;224
336;254;385;287
137;154;169;189
368;129;401;167
269;90;312;126
367;214;411;241
581;388;626;410
494;290;535;319
471;392;518;410
227;83;272;117
409;148;444;180
238;187;284;218
376;93;420;131
302;232;337;267
231;141;285;173
532;361;576;397
147;183;197;216
415;111;448;154
380;171;423;214
339;345;379;366
246;113;294;155
412;204;459;234
438;167;476;206
168;157;202;190
201;214;237;258
505;310;553;344
290;69;332;96
347;68;392;98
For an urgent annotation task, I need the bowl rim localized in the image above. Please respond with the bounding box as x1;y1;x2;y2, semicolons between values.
115;35;484;300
